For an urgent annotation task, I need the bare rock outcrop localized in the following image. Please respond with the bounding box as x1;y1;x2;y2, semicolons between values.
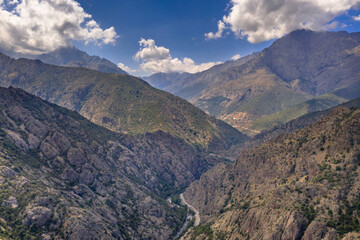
23;206;53;228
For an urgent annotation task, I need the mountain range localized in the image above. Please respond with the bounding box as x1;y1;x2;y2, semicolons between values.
146;30;360;136
0;52;247;151
0;86;230;239
182;99;360;240
0;29;360;240
1;46;128;75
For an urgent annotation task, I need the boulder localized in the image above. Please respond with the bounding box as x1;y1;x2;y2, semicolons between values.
302;221;336;240
40;141;59;159
5;129;28;151
282;212;308;240
28;133;40;149
80;169;95;185
0;166;17;177
67;147;87;167
62;167;79;182
26;118;48;138
23;206;52;228
50;131;71;152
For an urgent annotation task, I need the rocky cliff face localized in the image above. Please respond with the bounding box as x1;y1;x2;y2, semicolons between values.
0;87;225;239
182;105;360;239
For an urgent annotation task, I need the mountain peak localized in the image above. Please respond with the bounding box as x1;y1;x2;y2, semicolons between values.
36;47;128;74
0;46;128;75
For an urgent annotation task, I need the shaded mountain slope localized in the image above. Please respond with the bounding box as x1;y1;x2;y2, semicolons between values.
0;52;248;150
0;87;226;239
143;72;192;89
182;105;360;240
252;82;360;132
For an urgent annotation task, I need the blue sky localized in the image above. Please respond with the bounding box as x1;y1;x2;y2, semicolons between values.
74;0;273;75
1;0;360;76
74;0;360;76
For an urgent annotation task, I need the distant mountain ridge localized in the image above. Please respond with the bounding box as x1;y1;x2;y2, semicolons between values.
1;46;127;75
155;30;360;135
143;52;260;96
143;72;192;89
165;52;261;98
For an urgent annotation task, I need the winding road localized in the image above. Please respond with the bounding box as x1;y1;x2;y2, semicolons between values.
180;193;200;226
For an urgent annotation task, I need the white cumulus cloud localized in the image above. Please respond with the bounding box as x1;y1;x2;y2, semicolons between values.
206;0;360;43
205;20;226;40
231;54;241;60
117;62;137;73
135;38;221;74
0;0;118;54
134;39;170;62
353;15;360;21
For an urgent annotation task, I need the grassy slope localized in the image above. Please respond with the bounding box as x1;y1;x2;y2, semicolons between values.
195;68;309;117
252;82;360;131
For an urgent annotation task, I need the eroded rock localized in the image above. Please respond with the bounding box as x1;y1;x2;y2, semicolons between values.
23;206;53;228
40;141;59;159
3;196;18;208
5;129;29;151
28;133;41;149
0;166;17;177
62;167;79;182
49;131;71;152
67;147;87;167
80;169;95;185
282;212;308;240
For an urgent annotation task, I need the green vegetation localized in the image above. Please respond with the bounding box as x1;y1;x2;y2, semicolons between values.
234;84;308;118
0;139;45;239
253;93;349;132
174;218;194;240
191;224;214;240
297;202;317;222
171;194;182;206
327;200;360;236
252;83;360;132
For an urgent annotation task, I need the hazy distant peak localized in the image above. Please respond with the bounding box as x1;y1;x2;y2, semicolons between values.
36;47;128;74
1;46;128;75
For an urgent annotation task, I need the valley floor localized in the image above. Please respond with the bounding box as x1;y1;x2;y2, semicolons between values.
180;193;200;226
